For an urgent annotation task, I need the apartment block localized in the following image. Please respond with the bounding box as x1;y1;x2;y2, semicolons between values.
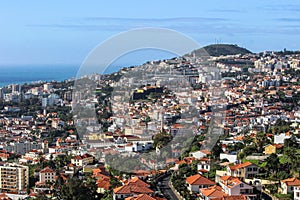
0;163;29;193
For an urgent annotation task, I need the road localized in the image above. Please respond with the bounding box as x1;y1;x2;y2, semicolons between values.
158;173;179;200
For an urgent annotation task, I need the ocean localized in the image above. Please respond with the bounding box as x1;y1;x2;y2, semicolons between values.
0;65;80;87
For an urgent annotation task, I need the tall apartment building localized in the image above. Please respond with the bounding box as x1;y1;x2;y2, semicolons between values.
0;163;29;193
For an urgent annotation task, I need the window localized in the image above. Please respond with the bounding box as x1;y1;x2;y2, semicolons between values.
253;168;257;171
240;183;244;188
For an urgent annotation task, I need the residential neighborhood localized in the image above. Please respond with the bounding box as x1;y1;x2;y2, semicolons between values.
0;48;299;200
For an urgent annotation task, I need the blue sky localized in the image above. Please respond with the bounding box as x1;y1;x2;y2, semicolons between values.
0;0;300;66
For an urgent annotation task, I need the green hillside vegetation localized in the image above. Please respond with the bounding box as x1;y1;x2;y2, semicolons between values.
190;44;252;57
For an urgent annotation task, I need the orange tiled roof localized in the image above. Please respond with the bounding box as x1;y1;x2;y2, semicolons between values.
125;194;156;200
281;178;300;186
220;176;247;189
200;185;226;198
0;193;12;200
213;195;247;200
229;162;254;170
113;185;154;194
40;166;55;173
96;178;110;190
126;177;150;187
186;174;215;186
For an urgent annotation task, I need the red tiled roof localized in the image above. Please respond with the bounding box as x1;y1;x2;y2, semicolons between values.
186;174;215;186
125;194;156;200
281;178;300;186
200;185;226;198
229;162;254;170
40;166;55;173
113;185;154;194
126;177;150;187
96;178;110;190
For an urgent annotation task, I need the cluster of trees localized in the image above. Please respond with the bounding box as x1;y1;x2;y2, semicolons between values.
171;163;197;200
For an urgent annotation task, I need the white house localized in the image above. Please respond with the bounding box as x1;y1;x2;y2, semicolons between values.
281;177;300;194
274;133;291;144
220;153;238;163
197;157;211;173
219;175;256;199
39;167;56;183
190;150;211;159
227;162;258;179
186;174;215;193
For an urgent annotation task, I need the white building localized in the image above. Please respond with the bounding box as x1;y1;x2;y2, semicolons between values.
274;133;291;144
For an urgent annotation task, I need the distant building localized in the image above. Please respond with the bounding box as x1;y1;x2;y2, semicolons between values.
43;83;53;91
42;93;60;107
71;154;94;166
11;84;21;93
0;141;41;155
274;133;291;144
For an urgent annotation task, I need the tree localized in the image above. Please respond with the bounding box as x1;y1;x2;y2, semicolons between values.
265;153;279;177
60;177;97;200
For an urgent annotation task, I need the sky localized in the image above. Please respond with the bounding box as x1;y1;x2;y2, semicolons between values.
0;0;300;66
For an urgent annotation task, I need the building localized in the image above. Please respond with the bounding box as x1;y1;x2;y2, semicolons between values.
113;177;153;200
294;186;300;200
186;174;216;193
218;176;256;199
43;83;53;91
190;150;211;159
280;177;300;194
0;141;41;155
197;157;211;173
199;185;227;199
71;154;94;166
0;163;29;193
263;144;276;155
274;133;291;144
39;167;56;183
226;162;258;179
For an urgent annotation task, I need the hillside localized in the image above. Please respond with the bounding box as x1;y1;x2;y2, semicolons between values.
190;44;252;57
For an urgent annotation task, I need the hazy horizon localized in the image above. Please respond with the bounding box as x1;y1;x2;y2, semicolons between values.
1;0;300;66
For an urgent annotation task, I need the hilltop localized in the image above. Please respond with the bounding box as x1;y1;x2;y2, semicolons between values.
190;44;252;57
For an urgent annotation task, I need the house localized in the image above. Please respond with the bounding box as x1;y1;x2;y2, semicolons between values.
71;154;94;166
227;162;258;179
39;167;56;183
220;153;238;163
113;177;153;200
125;194;165;200
294;185;300;200
219;176;256;199
186;174;215;193
263;144;283;155
199;185;227;200
274;133;291;144
0;193;12;200
263;144;276;155
198;157;211;173
212;195;247;200
96;178;110;194
280;177;300;194
190;150;211;159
